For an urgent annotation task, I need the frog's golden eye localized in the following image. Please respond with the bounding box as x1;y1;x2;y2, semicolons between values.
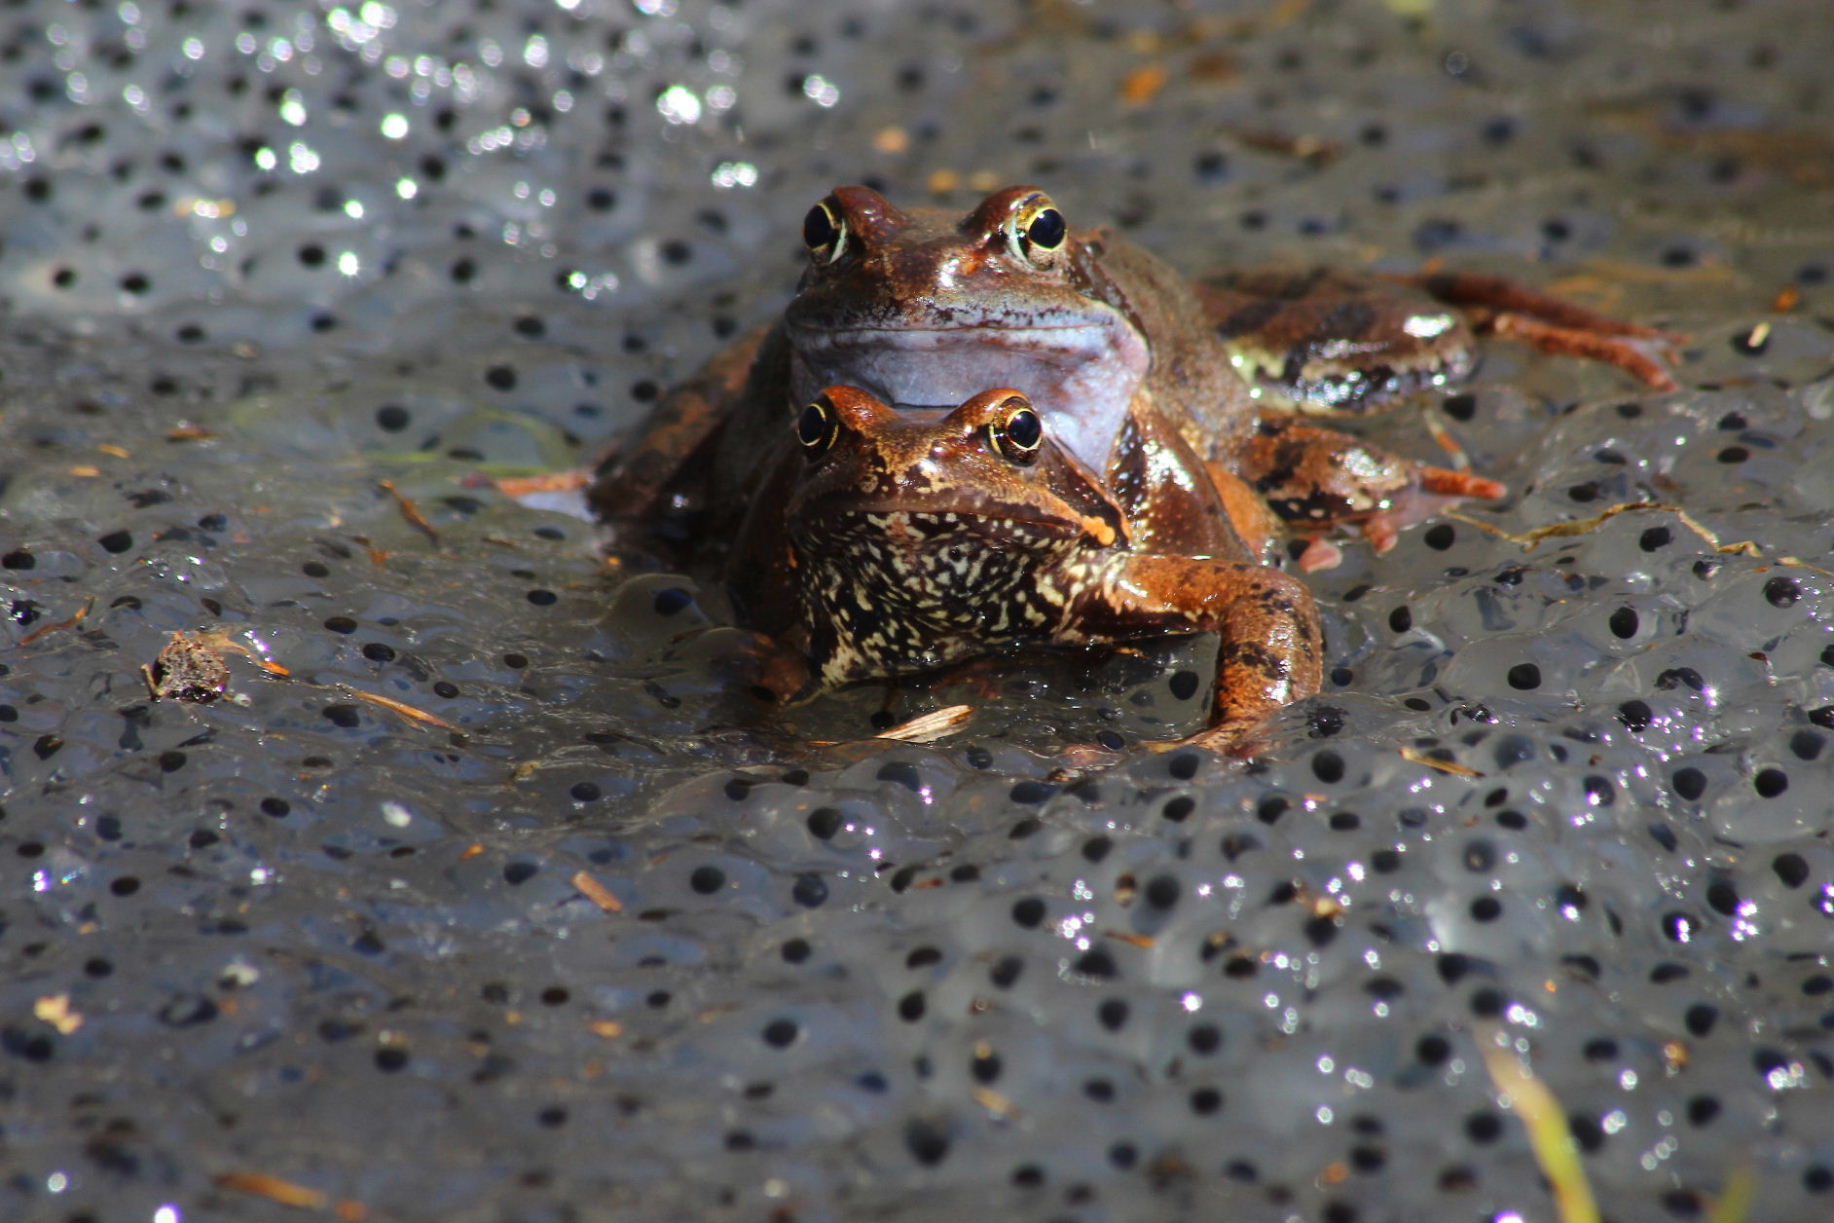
1025;207;1066;251
802;199;847;265
796;397;839;454
1007;195;1067;268
987;399;1043;464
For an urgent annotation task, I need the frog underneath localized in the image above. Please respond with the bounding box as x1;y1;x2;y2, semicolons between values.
749;385;1321;753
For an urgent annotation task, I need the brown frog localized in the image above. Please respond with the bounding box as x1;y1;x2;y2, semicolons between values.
591;184;1673;568
740;385;1321;753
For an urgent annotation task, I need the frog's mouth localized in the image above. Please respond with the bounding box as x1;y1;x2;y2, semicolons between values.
787;323;1149;471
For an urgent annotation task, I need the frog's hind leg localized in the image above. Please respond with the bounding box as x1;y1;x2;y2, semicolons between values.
586;324;772;535
1400;271;1685;392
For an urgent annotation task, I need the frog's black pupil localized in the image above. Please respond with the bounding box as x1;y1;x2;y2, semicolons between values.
1026;208;1066;250
803;204;837;251
797;403;829;448
1004;408;1042;451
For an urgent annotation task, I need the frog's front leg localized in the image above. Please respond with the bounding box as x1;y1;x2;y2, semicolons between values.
1063;555;1324;754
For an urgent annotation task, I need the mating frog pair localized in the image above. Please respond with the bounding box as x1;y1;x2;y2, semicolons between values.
591;186;1676;751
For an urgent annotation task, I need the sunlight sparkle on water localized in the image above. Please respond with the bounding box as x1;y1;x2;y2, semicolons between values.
656;85;702;125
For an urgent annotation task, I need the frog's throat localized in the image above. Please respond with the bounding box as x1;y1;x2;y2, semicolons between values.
786;323;1149;472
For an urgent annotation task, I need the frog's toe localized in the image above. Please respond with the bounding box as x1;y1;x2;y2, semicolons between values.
1145;720;1265;759
1417;466;1506;502
1045;742;1129;777
1294;535;1348;573
1487;312;1682;391
1344;464;1504;556
1358;516;1403;556
491;466;596;520
776;671;824;706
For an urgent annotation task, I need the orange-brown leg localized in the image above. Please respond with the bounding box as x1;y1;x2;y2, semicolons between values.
1071;555;1324;754
1398;271;1685;391
493;467;591;500
1204;461;1286;561
1479;309;1680;392
586;324;769;527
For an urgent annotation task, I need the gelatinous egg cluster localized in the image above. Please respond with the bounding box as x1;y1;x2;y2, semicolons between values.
1;1;1830;1221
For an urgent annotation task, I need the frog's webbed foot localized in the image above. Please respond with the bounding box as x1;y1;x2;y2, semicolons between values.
1234;417;1505;569
1201;266;1683;411
1400;271;1686;392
